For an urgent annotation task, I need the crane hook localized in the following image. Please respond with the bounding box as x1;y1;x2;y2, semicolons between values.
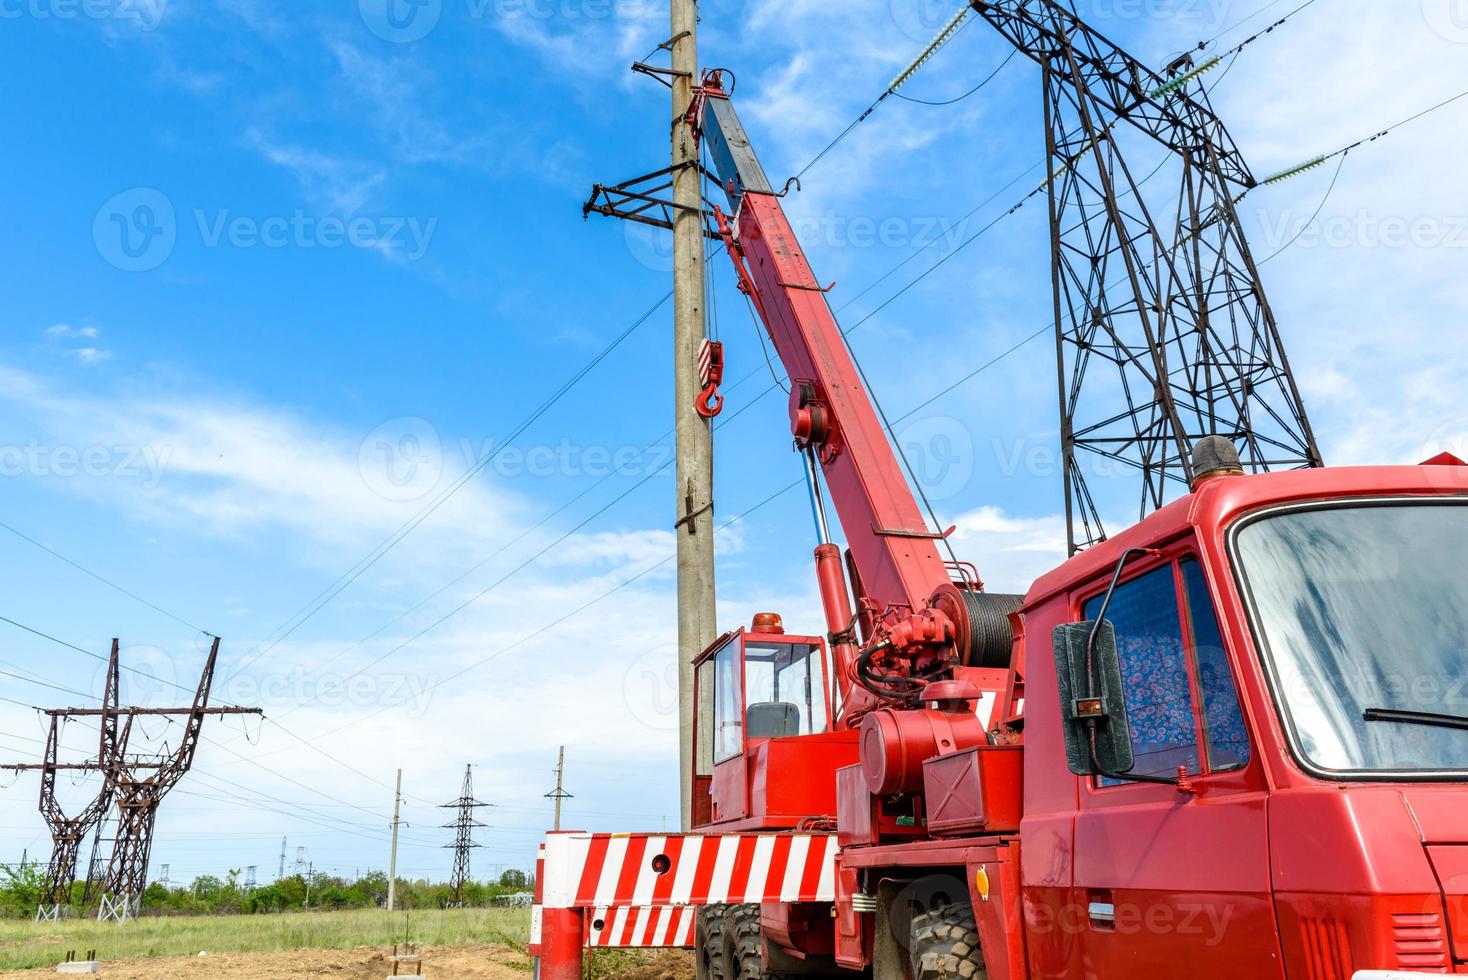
696;339;725;418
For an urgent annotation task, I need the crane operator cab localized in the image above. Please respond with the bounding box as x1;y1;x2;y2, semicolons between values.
691;614;860;829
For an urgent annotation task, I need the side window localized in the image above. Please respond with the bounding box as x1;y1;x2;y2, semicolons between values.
1083;557;1251;784
713;639;743;764
1085;565;1200;780
1181;559;1251;772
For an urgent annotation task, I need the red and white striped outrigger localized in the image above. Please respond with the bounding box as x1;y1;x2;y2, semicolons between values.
530;831;838;978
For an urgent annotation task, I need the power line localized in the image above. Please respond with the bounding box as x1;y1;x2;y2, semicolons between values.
0;520;210;636
1257;151;1349;264
296;308;1051;745
222;288;676;684
894;49;1018;106
254;381;782;726
0;612;247;710
220;0;1326;753
301;475;809;744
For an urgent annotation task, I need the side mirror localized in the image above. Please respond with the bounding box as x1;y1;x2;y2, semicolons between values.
1052;620;1135;777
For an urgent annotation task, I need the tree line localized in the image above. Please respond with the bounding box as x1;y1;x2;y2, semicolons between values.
0;862;533;918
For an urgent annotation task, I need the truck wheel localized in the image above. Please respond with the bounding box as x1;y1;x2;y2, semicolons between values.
697;906;730;980
908;901;985;980
727;904;769;980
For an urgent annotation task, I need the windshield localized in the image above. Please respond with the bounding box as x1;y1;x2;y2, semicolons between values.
1234;501;1468;776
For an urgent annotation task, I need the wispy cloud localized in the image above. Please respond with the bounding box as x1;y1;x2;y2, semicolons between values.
245;129;387;214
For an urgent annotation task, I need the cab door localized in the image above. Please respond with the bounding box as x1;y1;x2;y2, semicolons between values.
1070;553;1283;978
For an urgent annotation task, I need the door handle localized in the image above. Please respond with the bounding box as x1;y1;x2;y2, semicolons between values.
1088;901;1116;925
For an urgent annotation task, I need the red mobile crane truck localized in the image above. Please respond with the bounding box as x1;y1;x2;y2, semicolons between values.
536;4;1468;977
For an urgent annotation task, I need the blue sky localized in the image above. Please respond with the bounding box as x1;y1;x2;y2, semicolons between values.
1;0;1465;887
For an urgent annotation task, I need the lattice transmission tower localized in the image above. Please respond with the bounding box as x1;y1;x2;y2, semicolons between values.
971;0;1322;553
1;642;127;921
441;765;491;908
92;637;262;921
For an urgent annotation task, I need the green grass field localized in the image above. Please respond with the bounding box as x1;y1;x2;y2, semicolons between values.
0;906;531;971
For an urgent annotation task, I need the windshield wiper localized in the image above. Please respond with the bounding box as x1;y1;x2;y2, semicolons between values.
1364;708;1468;732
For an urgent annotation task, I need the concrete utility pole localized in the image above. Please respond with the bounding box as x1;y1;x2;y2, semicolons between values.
545;747;572;832
387;769;402;912
670;0;717;833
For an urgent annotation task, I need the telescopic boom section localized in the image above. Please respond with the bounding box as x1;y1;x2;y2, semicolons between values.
696;73;976;717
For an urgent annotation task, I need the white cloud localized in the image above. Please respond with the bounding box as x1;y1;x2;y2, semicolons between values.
246;129;387;215
949;505;1067;594
45;323;100;339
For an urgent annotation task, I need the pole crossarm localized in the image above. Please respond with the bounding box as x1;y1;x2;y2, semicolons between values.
583;164;722;239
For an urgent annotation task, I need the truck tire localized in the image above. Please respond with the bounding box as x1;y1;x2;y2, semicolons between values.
726;904;770;980
698;906;730;980
908;901;986;980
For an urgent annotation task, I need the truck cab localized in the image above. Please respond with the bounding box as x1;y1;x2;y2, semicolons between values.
1020;461;1468;977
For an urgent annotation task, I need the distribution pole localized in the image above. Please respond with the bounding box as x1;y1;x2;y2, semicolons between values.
387;768;402;912
670;0;717;834
545;747;572;832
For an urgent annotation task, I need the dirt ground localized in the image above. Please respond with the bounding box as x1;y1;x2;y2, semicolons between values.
0;945;694;979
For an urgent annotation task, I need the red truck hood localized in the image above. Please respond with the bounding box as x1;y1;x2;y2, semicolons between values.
1405;790;1468;963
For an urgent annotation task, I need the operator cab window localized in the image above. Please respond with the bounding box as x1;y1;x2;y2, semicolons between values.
713;638;743;764
1083;557;1250;784
743;643;828;741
